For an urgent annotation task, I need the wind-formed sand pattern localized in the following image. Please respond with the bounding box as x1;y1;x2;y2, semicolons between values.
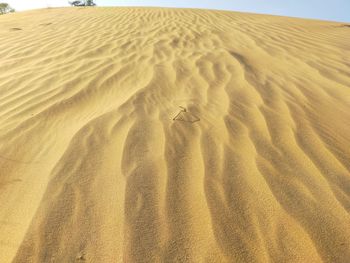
0;7;350;263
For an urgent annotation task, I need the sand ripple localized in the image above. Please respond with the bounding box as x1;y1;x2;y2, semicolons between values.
0;7;350;263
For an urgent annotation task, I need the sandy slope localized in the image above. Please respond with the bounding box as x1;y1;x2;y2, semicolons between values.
0;7;350;263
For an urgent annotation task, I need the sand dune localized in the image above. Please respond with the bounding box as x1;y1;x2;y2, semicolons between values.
0;7;350;262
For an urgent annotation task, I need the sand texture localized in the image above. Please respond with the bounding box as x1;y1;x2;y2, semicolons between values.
0;7;350;263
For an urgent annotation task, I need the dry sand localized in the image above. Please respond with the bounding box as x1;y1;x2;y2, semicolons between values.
0;7;350;263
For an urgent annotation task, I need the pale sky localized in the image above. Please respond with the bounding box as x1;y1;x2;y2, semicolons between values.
5;0;350;22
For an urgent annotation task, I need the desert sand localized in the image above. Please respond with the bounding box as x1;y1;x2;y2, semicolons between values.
0;7;350;263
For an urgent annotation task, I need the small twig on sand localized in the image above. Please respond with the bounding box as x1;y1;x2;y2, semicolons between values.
172;106;200;123
179;106;187;112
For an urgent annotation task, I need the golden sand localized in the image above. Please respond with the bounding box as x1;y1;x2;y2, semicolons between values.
0;7;350;263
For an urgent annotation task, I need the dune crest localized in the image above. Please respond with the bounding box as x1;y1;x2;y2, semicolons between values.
0;7;350;263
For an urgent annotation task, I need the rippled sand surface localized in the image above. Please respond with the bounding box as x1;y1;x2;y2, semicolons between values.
0;7;350;263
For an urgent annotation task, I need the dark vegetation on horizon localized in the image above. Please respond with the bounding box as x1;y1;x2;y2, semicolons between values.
69;0;96;7
0;3;15;15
